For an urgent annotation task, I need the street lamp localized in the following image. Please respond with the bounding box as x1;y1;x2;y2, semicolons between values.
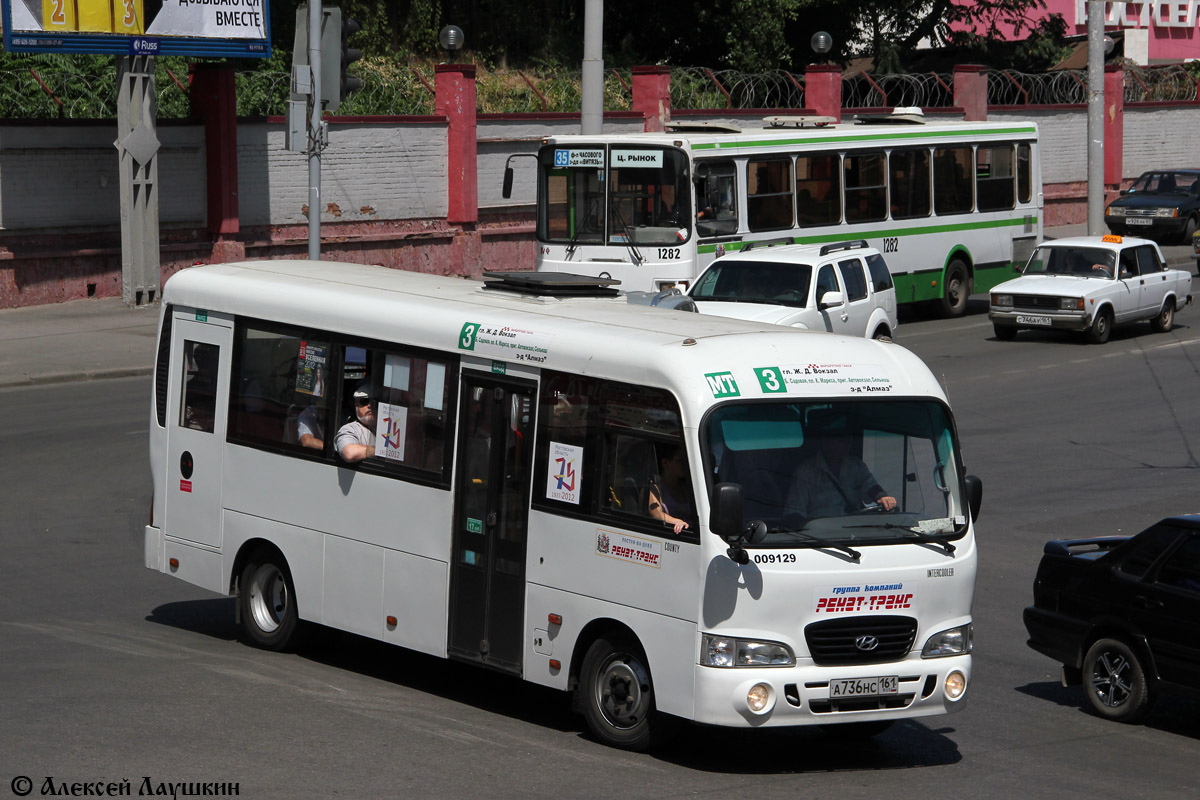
811;31;833;63
439;25;464;56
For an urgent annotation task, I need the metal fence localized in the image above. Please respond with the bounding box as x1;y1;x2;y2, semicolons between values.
0;58;1195;119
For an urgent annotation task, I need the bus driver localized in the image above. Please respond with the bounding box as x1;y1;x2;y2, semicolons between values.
784;411;897;521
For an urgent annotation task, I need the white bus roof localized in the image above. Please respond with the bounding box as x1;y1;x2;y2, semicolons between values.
163;261;947;412
542;118;1037;151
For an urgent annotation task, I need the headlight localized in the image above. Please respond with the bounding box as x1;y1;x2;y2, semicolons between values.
1155;207;1179;218
921;624;973;658
701;634;795;667
1059;296;1085;310
991;293;1013;307
1106;206;1125;217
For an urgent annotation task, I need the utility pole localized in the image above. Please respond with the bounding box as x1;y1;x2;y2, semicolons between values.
1086;0;1105;235
308;0;324;259
581;0;603;135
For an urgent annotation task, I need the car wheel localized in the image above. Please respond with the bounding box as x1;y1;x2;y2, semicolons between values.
1086;308;1112;344
871;326;892;342
1082;638;1152;723
939;259;971;318
239;548;302;651
579;634;657;751
1150;300;1174;333
993;324;1017;341
1181;215;1198;245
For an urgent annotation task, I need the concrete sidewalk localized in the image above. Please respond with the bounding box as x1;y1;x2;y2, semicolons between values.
0;223;1183;390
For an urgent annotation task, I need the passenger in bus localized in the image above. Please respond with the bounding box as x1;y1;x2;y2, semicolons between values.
296;405;325;451
336;380;376;462
783;412;896;521
648;445;696;534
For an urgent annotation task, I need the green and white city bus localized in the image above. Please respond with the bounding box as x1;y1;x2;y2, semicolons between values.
518;112;1041;316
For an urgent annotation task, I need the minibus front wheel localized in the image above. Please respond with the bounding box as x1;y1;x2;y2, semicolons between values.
579;634;657;751
239;547;301;651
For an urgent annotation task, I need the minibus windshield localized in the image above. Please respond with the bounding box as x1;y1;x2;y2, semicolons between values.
705;399;967;547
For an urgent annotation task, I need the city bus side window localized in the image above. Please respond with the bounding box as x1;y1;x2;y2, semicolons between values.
976;144;1015;211
1017;143;1032;204
181;340;219;433
747;158;794;232
695;160;738;237
796;152;841;227
364;349;454;474
889;148;931;219
933;147;973;215
844;152;887;223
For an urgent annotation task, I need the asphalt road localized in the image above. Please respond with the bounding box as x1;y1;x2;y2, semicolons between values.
3;298;1200;799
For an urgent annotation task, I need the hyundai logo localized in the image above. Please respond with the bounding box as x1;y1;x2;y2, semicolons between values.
854;635;880;652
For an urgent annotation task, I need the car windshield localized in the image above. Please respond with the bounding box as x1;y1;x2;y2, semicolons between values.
1024;246;1116;278
690;260;812;306
1129;171;1200;195
705;399;968;549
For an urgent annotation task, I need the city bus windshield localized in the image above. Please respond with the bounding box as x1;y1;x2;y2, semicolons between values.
705;399;967;547
537;145;691;247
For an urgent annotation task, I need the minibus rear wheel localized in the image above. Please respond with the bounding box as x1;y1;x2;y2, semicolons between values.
579;634;657;751
239;548;301;651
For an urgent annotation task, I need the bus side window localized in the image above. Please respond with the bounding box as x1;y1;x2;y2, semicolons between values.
229;324;331;453
367;350;453;474
696;160;739;238
181;341;219;433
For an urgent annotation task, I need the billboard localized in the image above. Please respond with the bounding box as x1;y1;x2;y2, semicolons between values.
2;0;271;56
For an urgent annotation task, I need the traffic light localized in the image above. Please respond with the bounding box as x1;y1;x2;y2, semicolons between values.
319;7;362;112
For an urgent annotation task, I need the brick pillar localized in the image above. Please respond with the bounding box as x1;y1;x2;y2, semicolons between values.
953;65;988;122
804;64;842;123
632;66;671;132
190;65;239;237
1104;64;1124;192
436;64;478;225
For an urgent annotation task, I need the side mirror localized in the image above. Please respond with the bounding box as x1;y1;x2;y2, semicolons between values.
502;166;515;200
964;474;983;522
818;290;844;310
710;482;744;541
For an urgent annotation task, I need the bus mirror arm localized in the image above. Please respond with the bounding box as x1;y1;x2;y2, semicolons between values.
711;483;769;564
501;153;537;200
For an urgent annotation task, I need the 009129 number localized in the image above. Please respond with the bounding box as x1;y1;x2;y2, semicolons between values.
753;552;797;564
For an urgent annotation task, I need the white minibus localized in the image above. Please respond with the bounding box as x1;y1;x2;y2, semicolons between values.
145;261;982;749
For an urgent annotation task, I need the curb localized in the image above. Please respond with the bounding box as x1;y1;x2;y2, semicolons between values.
0;367;153;390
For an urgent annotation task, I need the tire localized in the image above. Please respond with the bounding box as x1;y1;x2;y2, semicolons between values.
939;259;971;318
1180;215;1197;245
993;323;1017;341
238;548;302;651
871;327;892;342
1082;638;1152;723
579;635;657;751
1086;308;1112;344
1150;300;1174;333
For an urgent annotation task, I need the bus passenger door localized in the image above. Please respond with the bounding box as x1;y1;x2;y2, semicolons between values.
164;314;232;549
448;373;536;674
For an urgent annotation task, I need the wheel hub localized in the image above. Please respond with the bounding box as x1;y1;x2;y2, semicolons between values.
598;657;650;728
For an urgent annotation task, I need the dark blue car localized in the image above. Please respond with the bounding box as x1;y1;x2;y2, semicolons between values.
1023;515;1200;723
1105;170;1200;244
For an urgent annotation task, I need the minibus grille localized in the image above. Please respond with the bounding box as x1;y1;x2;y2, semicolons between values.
804;616;917;665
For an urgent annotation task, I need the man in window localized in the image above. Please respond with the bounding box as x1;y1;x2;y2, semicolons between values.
336;380;376;462
784;411;896;522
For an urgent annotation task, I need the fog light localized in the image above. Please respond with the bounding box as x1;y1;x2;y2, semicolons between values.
945;670;967;700
747;683;773;714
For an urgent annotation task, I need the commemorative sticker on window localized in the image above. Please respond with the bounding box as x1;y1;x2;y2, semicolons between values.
813;583;914;614
596;529;663;569
753;363;892;394
546;441;582;504
376;401;408;461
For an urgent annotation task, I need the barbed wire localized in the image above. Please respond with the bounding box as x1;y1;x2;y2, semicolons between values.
0;59;1195;119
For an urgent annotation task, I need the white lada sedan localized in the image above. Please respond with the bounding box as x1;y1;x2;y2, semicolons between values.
989;235;1192;344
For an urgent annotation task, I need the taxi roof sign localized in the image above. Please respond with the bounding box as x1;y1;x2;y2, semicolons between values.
1101;234;1123;243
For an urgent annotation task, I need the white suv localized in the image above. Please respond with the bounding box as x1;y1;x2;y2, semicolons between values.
686;240;899;340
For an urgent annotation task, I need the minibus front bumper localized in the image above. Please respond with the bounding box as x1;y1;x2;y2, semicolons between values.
690;654;971;727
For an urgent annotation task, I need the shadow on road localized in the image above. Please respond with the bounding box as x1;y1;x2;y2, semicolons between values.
1016;680;1200;740
148;599;964;771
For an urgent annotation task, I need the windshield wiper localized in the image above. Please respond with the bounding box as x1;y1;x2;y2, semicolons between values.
772;528;861;561
845;522;957;556
609;201;644;265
